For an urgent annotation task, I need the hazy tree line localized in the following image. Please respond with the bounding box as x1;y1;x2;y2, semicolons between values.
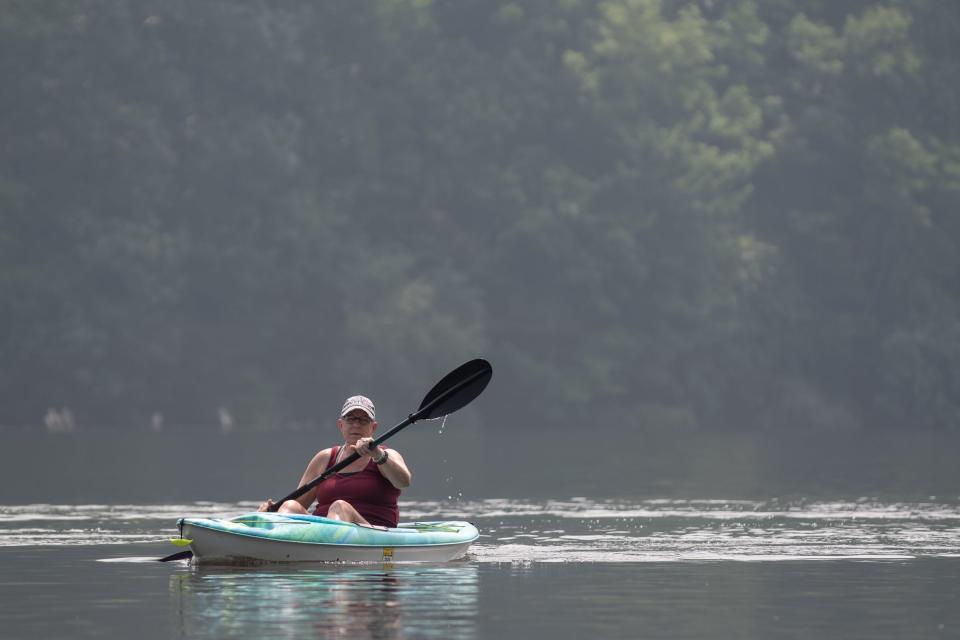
1;0;958;432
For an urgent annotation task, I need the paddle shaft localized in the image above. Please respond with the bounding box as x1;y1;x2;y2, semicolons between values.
269;366;488;510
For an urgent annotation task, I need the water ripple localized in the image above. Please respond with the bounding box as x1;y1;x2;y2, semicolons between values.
1;499;958;562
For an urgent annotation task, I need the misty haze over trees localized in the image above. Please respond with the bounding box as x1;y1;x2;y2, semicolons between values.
2;0;958;433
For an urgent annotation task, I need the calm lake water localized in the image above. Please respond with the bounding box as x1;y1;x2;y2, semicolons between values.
2;498;959;639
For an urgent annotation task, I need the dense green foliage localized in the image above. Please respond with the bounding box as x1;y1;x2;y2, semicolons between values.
2;0;958;431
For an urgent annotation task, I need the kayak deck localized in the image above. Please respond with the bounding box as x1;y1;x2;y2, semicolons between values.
177;512;479;564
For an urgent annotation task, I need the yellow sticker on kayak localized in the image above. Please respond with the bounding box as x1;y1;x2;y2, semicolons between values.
170;538;193;547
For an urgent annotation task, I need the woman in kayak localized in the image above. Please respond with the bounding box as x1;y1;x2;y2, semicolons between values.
258;395;411;528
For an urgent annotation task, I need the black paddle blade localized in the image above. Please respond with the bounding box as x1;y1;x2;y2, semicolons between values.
158;549;193;562
416;358;492;420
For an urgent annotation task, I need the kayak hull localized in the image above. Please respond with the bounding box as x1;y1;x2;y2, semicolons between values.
177;513;479;564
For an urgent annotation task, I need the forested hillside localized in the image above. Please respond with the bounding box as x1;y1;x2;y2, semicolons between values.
2;0;958;431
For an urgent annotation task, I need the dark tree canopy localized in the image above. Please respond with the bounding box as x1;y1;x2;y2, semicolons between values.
2;1;958;432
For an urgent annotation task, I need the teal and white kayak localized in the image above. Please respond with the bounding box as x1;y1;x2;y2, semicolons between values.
176;512;479;564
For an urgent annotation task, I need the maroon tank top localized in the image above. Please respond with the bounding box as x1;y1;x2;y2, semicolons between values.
313;446;401;527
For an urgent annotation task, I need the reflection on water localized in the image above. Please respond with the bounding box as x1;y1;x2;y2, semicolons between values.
169;564;478;639
0;499;958;640
1;499;958;639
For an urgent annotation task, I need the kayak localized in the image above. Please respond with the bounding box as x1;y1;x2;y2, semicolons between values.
175;512;479;564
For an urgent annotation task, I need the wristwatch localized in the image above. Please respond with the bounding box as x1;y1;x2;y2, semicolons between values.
374;449;389;465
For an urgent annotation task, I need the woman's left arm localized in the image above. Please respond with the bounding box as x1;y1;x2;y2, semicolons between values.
374;447;411;489
354;438;412;489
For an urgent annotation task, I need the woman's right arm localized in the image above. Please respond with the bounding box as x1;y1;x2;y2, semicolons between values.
292;448;332;509
258;448;332;512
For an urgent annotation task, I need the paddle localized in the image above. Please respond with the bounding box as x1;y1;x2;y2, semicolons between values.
158;358;492;562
